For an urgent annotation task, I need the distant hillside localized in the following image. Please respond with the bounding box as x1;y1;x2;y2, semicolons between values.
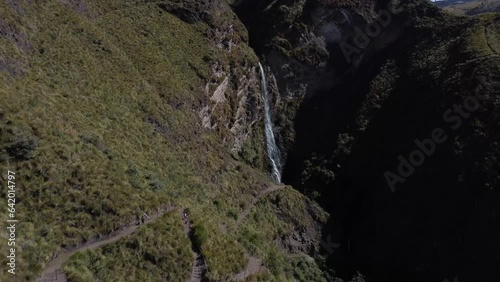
433;0;500;15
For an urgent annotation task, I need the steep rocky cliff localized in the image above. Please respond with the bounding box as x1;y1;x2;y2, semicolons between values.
234;0;500;281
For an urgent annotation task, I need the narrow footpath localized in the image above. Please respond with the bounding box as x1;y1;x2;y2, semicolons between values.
235;185;284;227
36;204;175;282
36;185;284;282
181;210;208;282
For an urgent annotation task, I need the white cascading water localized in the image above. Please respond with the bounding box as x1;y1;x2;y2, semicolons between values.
258;63;282;183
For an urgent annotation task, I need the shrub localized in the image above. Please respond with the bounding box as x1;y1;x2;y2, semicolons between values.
149;178;167;191
192;223;208;247
7;135;38;160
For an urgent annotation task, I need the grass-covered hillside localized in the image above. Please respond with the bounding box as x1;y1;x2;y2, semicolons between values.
0;0;329;281
62;211;193;282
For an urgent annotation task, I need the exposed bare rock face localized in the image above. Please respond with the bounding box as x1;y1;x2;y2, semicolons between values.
161;0;267;167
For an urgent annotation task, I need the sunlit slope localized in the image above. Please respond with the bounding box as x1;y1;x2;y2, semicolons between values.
0;1;329;281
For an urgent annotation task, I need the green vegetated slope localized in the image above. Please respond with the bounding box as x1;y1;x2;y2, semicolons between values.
0;0;329;281
236;187;329;281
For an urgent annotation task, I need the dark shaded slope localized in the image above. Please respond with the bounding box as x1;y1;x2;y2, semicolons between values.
233;0;500;281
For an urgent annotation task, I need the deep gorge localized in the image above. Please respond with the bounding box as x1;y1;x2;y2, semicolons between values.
234;0;500;281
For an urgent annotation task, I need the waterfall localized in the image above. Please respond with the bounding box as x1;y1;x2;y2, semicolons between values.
258;63;282;183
